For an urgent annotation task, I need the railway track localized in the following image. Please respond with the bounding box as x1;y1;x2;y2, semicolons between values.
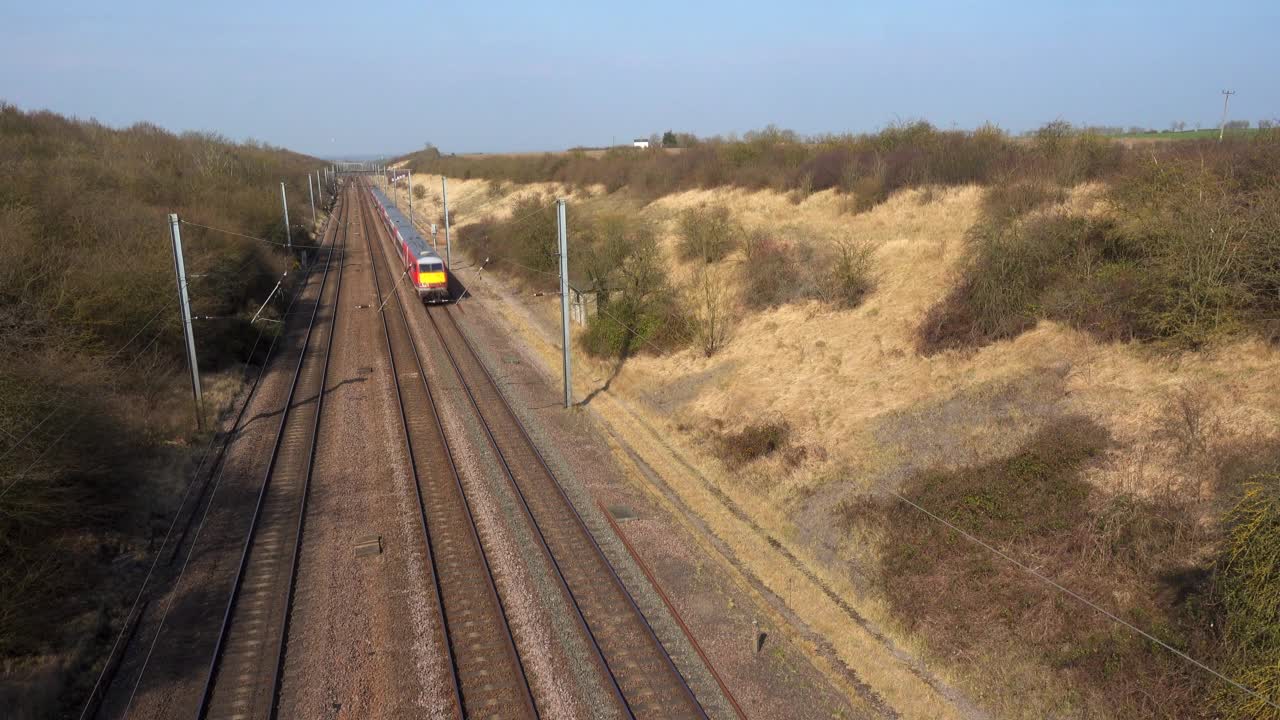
357;182;538;720
196;184;350;720
353;176;705;719
424;305;706;720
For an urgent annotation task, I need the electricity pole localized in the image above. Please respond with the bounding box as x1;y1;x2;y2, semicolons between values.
307;174;316;230
168;214;204;430
1219;89;1236;142
408;171;414;225
280;182;292;249
557;199;572;408
442;176;452;268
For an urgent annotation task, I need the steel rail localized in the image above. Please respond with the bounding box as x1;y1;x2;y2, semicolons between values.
195;183;349;720
359;181;538;719
103;187;352;720
423;304;705;719
357;181;464;718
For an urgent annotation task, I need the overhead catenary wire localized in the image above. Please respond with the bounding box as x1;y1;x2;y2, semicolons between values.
180;219;326;249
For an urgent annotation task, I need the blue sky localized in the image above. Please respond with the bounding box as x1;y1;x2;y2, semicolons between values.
2;1;1276;157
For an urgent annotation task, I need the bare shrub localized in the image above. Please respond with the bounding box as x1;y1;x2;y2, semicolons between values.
570;212;685;358
1154;385;1221;459
404;120;1114;213
685;263;736;357
921;131;1280;353
821;238;876;308
740;229;872;311
677;204;740;263
740;230;811;309
982;179;1067;220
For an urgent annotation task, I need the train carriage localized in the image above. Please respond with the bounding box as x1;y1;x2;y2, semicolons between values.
370;186;450;303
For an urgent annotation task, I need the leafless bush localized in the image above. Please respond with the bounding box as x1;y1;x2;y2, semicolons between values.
685;263;736;357
821;238;876;308
677;204;741;263
1155;385;1221;459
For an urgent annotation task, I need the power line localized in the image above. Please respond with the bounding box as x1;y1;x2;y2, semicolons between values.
180;219;326;249
888;489;1280;712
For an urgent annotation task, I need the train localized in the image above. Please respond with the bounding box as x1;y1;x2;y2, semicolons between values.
369;186;450;303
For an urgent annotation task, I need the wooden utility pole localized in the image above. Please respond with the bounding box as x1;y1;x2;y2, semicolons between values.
1219;90;1236;142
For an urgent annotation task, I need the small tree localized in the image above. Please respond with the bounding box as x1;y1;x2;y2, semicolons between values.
662;130;678;147
677;205;740;263
412;184;427;200
686;263;735;357
822;238;876;308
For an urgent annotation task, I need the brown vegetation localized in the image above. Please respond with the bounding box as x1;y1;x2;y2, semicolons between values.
849;412;1280;719
404;121;1121;208
920;131;1280;353
0;103;325;715
676;204;741;263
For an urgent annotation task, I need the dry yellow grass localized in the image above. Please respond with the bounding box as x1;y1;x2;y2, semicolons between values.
387;176;1280;718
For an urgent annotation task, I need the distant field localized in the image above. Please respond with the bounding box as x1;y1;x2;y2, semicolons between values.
459;147;685;159
1112;128;1261;141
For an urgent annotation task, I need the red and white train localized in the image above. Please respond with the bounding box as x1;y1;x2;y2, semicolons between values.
369;186;449;303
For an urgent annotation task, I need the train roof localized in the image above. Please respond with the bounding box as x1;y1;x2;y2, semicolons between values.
370;187;440;261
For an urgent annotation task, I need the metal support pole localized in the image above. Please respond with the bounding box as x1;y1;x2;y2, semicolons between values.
442;176;452;268
168;214;205;430
557;199;572;408
280;182;292;249
408;171;414;223
307;174;316;230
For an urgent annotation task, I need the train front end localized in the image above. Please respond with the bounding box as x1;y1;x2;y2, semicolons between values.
415;255;449;303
